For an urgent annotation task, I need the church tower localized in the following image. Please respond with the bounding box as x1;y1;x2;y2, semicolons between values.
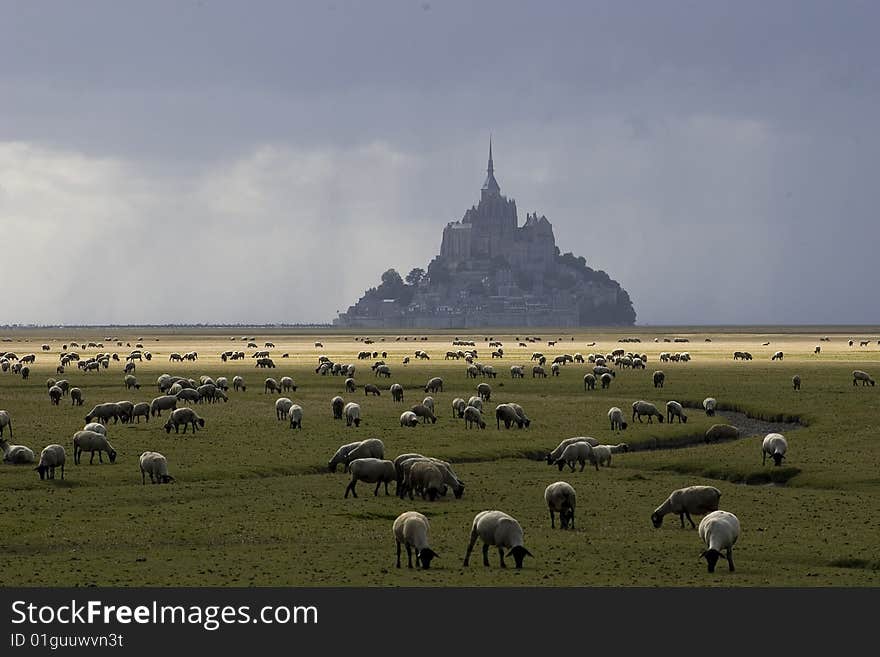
481;137;501;200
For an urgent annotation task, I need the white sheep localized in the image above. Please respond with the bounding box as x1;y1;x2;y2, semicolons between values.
544;481;576;529
232;375;246;392
393;511;438;569
343;402;361;427
0;410;12;438
344;458;396;498
762;433;788;466
83;422;108;435
328;438;384;472
150;395;178;417
703;397;717;416
608;406;627;431
651;486;722;529
546;436;598;465
275;397;294;420
632;400;665;423
35;444;66;480
131;402;150;423
0;437;35;464
698;510;740;573
139;451;174;484
852;370;875;386
467;396;483;412
331;396;345;420
462;510;533;569
555;441;593;472
73;430;117;465
452;397;466;418
163;407;205;434
400;411;419;427
771;350;784;361
463;405;486;429
288;404;304;429
403;460;447;501
421;396;435;414
665;400;688;424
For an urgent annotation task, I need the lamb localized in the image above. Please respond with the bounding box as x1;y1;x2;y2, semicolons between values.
344;402;361;427
762;433;788;466
400;411;419;427
139;451;174;484
264;378;281;394
131;402;150;423
666;400;688;424
73;430;117;464
583;373;596;390
35;444;66;480
232;375;246;392
698;510;740;573
651;485;722;529
48;385;63;405
390;383;403;402
331;396;345;419
705;424;740;443
288;404;304;429
600;373;613;389
344;458;396;498
477;382;492;401
411;404;437;424
546;436;598;465
163;407;205;434
0;437;35;464
424;377;443;393
792;374;801;391
452;397;466;418
328;438;384;472
703;397;717;416
556;440;593;472
124;374;140;390
852;370;875;386
544;481;576;529
463;405;486;429
608;406;627;431
653;371;665;388
150;395;178;417
495;403;524;429
84;402;122;425
275;397;294;420
364;383;381;396
462;510;533;569
393;511;438;569
632;400;665;423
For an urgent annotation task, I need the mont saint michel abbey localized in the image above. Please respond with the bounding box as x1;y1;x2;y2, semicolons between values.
334;142;636;328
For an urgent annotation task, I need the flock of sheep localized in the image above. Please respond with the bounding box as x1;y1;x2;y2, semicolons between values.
1;332;876;577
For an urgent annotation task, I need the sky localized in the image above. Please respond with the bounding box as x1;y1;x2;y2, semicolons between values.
1;0;878;325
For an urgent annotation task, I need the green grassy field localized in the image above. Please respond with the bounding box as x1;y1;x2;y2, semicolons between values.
1;327;879;586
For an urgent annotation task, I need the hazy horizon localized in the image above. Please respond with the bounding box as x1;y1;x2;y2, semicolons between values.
2;1;878;325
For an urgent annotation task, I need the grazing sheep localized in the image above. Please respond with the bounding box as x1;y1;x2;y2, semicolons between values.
665;400;688;424
532;365;547;378
48;385;63;405
651;486;722;529
495;403;524;429
390;383;404;402
814;346;821;354
792;374;801;391
600;373;613;389
587;444;615;470
139;451;174;484
544;481;577;529
762;433;788;466
632;400;665;424
508;402;531;428
463;405;486;429
653;371;665;388
163;407;205;434
364;383;381;396
424;377;443;393
345;377;356;393
405;461;447;501
771;351;784;361
698;510;740;573
400;411;420;427
343;402;361;427
115;400;135;423
546;436;598;465
131;402;150;423
477;382;492;401
35;444;66;480
608;406;627;431
264;377;281;394
149;395;178;417
411;402;437;425
176;388;200;405
275;397;294;420
555;440;593;472
393;511;438;569
510;366;524;379
288;404;304;429
280;376;297;392
73;430;117;464
84;402;122;425
422;396;435;413
0;437;35;464
467;396;483;412
232;376;246;392
452;397;467;418
124;374;140;390
852;370;875;386
583;373;596;391
375;365;391;378
702;397;717;416
705;424;740;443
344;458;396;498
331;396;345;420
328;438;385;472
215;377;229;391
462;510;533;569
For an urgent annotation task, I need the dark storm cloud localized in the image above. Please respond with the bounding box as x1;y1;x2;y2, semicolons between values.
1;1;877;324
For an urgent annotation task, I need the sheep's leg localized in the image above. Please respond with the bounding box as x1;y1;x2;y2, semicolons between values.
383;481;389;496
462;531;478;567
482;543;491;567
679;513;686;529
762;452;766;466
498;547;506;568
727;549;735;572
374;481;381;496
396;542;402;568
549;511;555;528
685;512;696;529
407;545;414;569
344;480;356;498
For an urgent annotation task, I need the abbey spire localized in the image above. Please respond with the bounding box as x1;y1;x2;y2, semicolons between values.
481;137;501;198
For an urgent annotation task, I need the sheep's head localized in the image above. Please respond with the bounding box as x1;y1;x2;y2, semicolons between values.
657;415;664;423
160;474;175;484
772;453;785;466
556;459;565;472
700;548;726;573
453;483;465;499
416;548;439;569
507;545;533;569
681;415;687;423
35;464;49;480
651;512;663;528
163;420;173;434
197;418;206;428
560;508;575;529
